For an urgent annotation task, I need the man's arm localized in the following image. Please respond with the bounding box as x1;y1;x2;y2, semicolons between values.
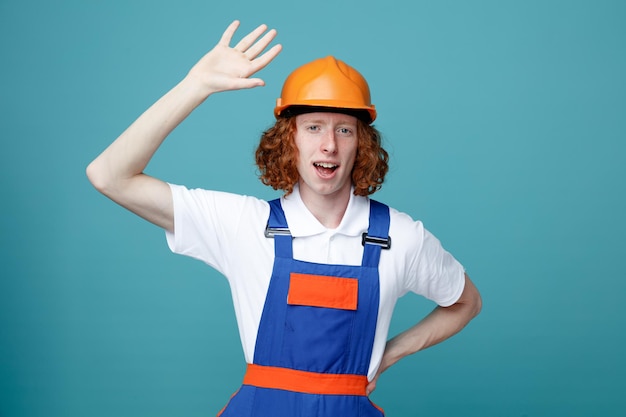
366;273;481;394
86;21;282;232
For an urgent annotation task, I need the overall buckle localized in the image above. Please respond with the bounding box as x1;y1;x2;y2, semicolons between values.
361;233;391;250
264;226;292;238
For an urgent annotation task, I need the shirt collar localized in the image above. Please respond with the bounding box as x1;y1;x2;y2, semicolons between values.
280;184;370;238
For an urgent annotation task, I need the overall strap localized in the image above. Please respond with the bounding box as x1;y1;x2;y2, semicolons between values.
265;199;293;259
361;200;391;268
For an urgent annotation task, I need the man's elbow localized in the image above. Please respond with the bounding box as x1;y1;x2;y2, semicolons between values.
86;160;116;196
470;290;482;319
463;274;482;319
86;161;104;191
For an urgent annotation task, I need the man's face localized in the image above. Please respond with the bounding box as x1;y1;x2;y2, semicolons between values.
294;112;358;203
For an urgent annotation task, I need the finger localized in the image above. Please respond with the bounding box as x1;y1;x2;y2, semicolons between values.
244;28;278;60
218;20;240;46
233;77;266;90
249;43;282;74
234;23;269;52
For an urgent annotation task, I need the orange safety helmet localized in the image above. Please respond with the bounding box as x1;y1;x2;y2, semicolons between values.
274;56;377;123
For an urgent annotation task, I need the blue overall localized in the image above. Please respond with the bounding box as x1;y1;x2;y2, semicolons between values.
218;199;390;417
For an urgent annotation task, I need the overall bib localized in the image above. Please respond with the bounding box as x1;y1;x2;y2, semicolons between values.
218;199;390;417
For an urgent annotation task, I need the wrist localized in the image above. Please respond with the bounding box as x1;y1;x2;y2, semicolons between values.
179;72;217;101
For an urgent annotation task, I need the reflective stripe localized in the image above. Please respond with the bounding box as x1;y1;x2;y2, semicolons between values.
287;273;358;310
243;364;368;396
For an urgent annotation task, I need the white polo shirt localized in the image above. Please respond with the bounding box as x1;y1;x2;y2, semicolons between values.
165;183;465;380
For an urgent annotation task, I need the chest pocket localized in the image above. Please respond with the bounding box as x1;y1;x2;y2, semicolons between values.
287;273;358;311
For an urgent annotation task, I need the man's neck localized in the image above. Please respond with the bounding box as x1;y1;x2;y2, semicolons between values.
298;187;352;229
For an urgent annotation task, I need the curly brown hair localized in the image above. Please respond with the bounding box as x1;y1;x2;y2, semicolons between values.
255;117;389;196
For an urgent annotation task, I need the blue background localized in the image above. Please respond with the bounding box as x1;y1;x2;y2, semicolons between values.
1;1;625;416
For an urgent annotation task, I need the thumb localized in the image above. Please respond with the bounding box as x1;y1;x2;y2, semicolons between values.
365;378;377;396
241;77;266;89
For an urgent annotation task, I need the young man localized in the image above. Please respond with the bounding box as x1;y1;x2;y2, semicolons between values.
87;21;481;416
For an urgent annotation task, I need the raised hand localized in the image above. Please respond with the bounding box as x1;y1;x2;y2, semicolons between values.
87;20;282;232
187;20;282;95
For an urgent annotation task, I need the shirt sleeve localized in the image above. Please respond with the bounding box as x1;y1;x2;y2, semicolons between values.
165;183;269;276
391;209;465;307
412;227;466;307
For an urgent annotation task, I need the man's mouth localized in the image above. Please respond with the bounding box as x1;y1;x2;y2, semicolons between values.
314;162;338;176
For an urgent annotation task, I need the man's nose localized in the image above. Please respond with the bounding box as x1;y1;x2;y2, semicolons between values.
321;131;337;153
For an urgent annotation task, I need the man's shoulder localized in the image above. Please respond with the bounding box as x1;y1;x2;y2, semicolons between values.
169;183;271;217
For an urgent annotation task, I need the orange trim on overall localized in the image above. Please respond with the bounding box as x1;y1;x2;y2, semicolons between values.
216;388;240;417
287;273;358;310
243;364;368;396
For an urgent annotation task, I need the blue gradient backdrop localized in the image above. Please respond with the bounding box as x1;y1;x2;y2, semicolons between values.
1;1;625;416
